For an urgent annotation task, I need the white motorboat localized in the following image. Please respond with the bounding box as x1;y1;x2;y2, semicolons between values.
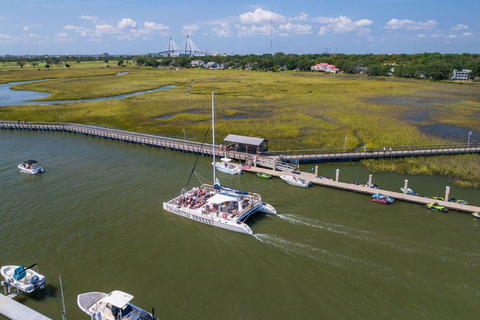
280;175;312;188
0;264;46;293
18;160;44;175
163;93;276;236
77;290;154;320
213;157;242;175
401;187;415;195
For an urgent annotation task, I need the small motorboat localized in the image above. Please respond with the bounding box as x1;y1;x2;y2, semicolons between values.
372;193;394;203
280;175;311;188
371;197;389;204
401;187;416;195
78;290;154;320
425;203;448;213
257;172;272;179
448;198;469;205
18;160;44;175
0;264;46;293
472;212;480;218
432;196;444;201
213;158;242;175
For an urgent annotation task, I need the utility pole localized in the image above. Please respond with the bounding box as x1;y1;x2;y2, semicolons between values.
344;135;347;150
467;130;472;146
183;128;186;141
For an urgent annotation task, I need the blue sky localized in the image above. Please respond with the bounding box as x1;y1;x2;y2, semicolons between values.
0;0;478;55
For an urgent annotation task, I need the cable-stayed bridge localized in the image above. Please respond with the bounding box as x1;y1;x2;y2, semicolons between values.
156;36;231;57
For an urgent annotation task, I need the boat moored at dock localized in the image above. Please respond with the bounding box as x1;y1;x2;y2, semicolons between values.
1;264;46;294
280;175;311;188
77;290;154;320
213;157;242;175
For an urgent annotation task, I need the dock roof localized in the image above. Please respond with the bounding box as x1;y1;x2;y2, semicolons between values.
224;134;266;146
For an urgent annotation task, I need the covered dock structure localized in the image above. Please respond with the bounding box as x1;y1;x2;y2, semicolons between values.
223;134;268;155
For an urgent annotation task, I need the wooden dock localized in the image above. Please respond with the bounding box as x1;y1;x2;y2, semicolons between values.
0;294;52;320
268;144;480;163
237;164;480;214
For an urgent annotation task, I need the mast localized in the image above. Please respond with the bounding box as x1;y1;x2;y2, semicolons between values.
212;92;216;185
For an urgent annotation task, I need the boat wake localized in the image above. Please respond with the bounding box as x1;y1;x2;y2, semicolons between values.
276;214;480;267
253;233;478;298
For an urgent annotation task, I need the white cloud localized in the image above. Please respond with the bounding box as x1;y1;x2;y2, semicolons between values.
431;34;457;39
0;33;13;39
385;19;438;31
56;32;68;38
23;26;29;31
278;23;312;34
417;34;427;38
367;36;375;42
94;24;119;36
118;18;137;29
291;13;308;21
312;15;372;35
181;24;199;36
452;24;468;31
80;30;88;37
130;21;170;38
239;8;286;24
212;23;233;37
236;24;271;37
80;15;99;23
463;32;473;37
64;25;84;32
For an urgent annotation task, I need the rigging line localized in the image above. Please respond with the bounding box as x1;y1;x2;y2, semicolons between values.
184;123;211;191
194;171;212;185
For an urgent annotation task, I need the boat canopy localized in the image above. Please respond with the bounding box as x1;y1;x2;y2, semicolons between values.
207;192;241;205
103;291;134;308
23;160;38;165
220;157;232;162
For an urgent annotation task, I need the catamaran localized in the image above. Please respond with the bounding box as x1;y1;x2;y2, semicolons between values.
77;290;154;320
163;92;276;235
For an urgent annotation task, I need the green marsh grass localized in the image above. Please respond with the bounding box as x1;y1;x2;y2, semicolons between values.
1;68;479;187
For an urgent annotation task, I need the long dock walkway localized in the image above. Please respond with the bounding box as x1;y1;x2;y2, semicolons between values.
270;144;480;163
237;164;480;214
0;294;52;320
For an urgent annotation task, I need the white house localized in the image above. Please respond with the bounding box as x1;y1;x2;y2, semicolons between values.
452;69;472;81
190;60;205;68
311;63;340;73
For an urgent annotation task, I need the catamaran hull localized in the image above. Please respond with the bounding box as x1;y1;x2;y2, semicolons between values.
163;203;253;235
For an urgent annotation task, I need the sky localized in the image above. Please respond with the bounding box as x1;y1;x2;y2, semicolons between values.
0;0;479;55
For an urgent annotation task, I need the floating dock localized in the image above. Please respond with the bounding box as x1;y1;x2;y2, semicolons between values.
237;164;480;214
0;294;52;320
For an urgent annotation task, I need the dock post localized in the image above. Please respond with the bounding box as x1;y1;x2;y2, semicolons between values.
272;159;276;171
368;174;372;188
315;166;318;177
254;156;257;168
335;169;339;182
403;180;408;194
445;186;450;202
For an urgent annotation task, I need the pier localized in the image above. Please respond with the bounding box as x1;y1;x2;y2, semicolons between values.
0;294;52;320
237;164;480;214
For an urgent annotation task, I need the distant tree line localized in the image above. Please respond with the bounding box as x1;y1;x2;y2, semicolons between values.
2;52;479;81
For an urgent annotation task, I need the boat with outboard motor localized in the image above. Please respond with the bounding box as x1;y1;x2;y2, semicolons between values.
213;157;242;175
372;193;394;203
280;175;311;188
0;263;46;293
77;290;154;320
18;160;44;175
257;172;272;179
163;93;276;236
425;202;448;213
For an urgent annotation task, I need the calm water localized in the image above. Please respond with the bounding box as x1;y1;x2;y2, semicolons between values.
0;80;175;107
1;131;480;320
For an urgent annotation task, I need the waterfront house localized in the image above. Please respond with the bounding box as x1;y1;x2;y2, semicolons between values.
452;69;472;81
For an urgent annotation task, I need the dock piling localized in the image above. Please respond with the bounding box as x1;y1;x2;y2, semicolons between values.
368;174;372;188
336;169;339;182
404;180;408;194
445;186;450;202
315;166;318;177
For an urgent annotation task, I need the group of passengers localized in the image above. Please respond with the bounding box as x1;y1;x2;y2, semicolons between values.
174;188;213;209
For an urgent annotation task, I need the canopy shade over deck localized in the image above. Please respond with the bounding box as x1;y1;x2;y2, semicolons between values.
223;134;268;154
103;291;134;308
207;192;241;205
